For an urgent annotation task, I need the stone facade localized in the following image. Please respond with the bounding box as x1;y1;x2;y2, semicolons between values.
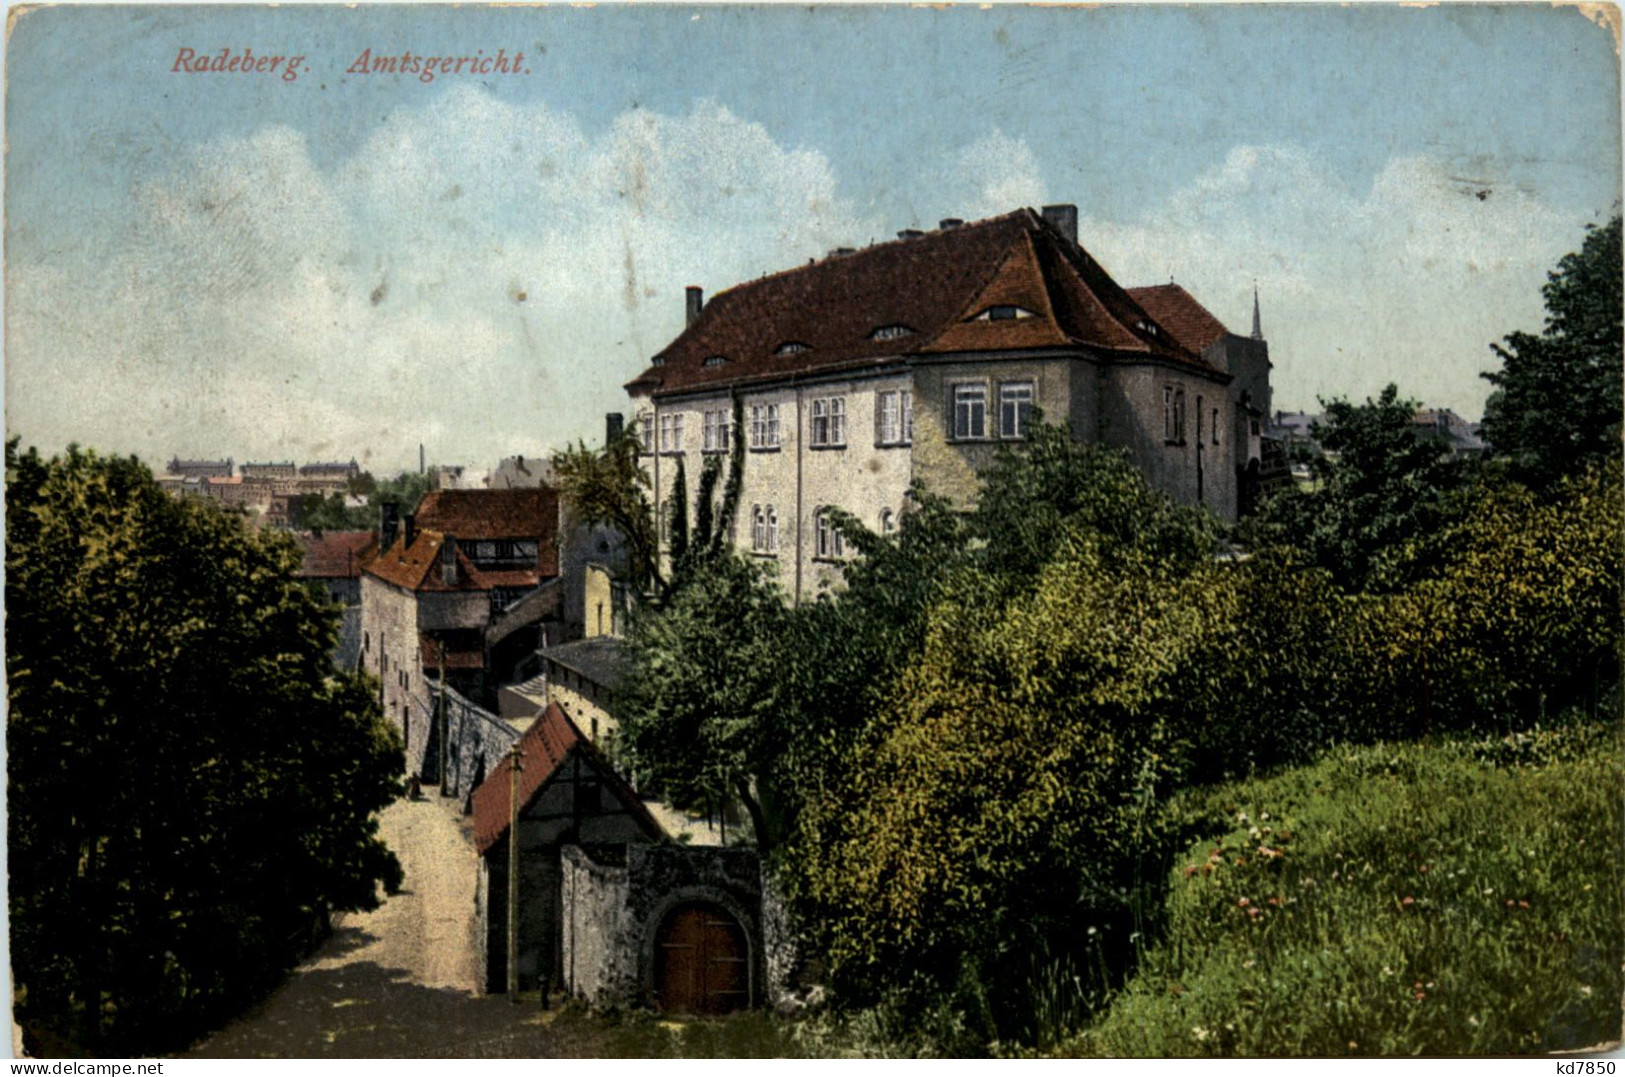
626;207;1271;601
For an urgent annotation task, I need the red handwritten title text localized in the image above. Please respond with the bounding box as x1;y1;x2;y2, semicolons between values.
172;47;306;82
345;48;531;83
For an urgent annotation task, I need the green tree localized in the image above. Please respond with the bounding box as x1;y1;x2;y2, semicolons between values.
551;427;663;595
1482;216;1623;491
6;444;402;1054
616;553;788;848
1247;384;1466;591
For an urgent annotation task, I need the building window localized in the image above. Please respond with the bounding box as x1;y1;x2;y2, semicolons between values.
953;383;987;440
750;403;781;449
659;413;685;453
973;305;1036;321
811;396;846;447
1000;382;1033;439
880;508;896;535
702;409;733;452
775;341;810;356
870;324;916;341
703;355;728;368
1163;386;1186;445
815;508;845;559
1212;408;1221;445
877;389;913;446
639;413;654;453
750;504;780;555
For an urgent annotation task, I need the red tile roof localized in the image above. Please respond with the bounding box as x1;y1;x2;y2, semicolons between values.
628;208;1214;399
471;702;664;854
415;488;558;543
294;531;377;580
362;528;549;594
1126;283;1233;355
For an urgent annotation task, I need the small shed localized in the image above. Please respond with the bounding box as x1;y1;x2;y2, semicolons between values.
469;703;664;995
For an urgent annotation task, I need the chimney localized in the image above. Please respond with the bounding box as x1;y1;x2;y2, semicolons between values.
441;533;458;587
404;513;417;550
685;286;704;326
897;228;924;240
829;247;856;257
1041;204;1079;245
380;499;401;551
606;412;625;444
939;218;964;230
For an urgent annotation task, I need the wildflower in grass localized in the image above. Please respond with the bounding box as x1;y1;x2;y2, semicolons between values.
1418;864;1429;874
1402;896;1415;907
1580;986;1594;998
1518;900;1530;909
1184;865;1198;878
1237;897;1250;907
1258;845;1283;859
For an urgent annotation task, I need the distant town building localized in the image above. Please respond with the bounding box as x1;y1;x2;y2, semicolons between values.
1412;407;1487;457
490;454;555;490
241;461;297;480
299;459;362;482
167;457;234;479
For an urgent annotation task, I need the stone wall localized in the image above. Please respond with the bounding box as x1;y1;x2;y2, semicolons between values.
434;683;522;806
560;847;637;1007
558;844;767;1012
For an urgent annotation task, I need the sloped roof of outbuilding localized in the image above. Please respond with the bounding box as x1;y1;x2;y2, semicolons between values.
470;702;665;854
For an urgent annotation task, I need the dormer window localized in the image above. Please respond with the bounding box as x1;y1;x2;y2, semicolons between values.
651;355;668;367
1136;320;1161;337
775;342;810;356
972;305;1037;322
870;325;916;342
703;355;728;368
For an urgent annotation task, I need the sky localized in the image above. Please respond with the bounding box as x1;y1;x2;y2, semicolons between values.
5;4;1620;475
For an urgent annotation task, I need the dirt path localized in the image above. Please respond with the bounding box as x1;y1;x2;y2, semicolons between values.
185;791;551;1058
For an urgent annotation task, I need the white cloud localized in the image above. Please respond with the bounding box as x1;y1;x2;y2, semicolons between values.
7;89;882;472
946;130;1050;221
1083;145;1584;416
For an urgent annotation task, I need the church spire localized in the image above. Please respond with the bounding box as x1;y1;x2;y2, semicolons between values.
1250;282;1263;340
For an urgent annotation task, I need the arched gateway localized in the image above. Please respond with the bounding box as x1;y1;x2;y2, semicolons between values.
653;901;750;1015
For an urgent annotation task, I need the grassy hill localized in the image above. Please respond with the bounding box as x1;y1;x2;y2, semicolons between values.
1061;724;1622;1057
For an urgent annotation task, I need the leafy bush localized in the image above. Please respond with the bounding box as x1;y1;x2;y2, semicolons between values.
1065;730;1623;1056
7;445;403;1054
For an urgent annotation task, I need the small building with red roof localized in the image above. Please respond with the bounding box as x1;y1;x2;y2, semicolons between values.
468;702;664;996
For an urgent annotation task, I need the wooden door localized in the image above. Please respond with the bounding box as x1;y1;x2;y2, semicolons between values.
654;903;749;1015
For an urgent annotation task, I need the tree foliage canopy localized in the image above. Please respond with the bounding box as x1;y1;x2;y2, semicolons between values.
6;444;403;1054
1481;216;1623;490
1245;384;1467;590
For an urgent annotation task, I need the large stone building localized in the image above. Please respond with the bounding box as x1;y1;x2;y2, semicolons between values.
625;205;1273;599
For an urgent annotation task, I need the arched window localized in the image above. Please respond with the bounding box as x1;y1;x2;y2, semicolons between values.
751;505;767;552
880;509;896;535
766;506;779;553
815;508;844;560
